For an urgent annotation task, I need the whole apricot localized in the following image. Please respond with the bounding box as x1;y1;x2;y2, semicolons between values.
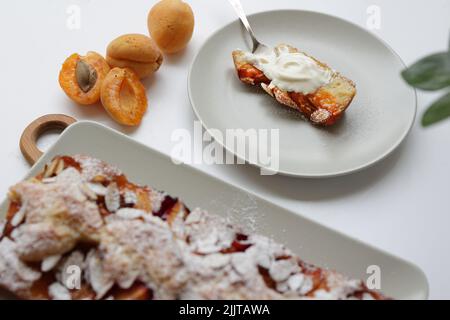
59;52;110;105
147;0;194;54
106;34;163;79
101;68;148;126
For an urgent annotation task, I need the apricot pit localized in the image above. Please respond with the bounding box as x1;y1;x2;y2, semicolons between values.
76;60;97;93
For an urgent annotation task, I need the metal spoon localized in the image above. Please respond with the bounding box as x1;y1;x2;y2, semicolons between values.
228;0;271;54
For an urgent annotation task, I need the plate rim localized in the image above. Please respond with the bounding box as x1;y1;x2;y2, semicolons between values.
187;9;417;178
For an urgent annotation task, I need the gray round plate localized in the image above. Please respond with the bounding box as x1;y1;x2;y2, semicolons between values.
188;10;416;178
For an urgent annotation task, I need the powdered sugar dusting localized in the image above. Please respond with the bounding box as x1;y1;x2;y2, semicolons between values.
73;155;121;181
0;155;382;300
210;193;261;234
0;238;41;292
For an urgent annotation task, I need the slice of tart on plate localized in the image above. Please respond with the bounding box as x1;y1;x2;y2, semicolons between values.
232;44;356;126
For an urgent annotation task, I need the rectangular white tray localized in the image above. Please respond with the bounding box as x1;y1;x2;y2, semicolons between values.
0;121;428;299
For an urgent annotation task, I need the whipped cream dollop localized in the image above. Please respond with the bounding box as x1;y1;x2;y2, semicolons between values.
243;45;332;94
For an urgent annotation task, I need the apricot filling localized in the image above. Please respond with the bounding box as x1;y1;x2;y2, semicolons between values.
101;67;148;126
59;52;110;105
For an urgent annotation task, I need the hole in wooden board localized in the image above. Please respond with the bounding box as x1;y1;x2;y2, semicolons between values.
36;128;64;153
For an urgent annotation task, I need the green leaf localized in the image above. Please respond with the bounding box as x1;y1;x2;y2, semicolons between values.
422;92;450;126
402;52;450;91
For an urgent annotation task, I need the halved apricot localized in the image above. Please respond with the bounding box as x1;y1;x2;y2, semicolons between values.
59;52;110;105
111;283;152;300
100;67;148;126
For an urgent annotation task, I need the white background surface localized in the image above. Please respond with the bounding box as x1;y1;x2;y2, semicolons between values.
0;0;449;299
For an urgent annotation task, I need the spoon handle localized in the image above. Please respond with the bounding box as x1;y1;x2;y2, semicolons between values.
228;0;259;52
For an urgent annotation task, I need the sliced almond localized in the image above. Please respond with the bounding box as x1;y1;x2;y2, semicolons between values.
91;175;107;183
287;273;305;292
123;190;137;205
41;254;62;272
11;202;27;227
80;183;98;201
55;159;65;175
86;182;107;196
85;249;114;299
44;159;59;178
42;177;57;184
105;182;120;212
115;208;144;220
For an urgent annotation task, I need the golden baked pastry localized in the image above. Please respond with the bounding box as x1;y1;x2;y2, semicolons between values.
232;44;356;126
0;155;385;300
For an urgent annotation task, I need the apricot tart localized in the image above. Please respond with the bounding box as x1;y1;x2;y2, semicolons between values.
0;155;386;300
232;44;356;126
59;52;110;105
